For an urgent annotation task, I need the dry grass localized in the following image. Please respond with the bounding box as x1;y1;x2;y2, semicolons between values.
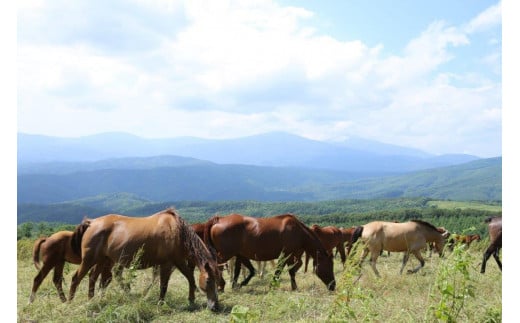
18;240;501;322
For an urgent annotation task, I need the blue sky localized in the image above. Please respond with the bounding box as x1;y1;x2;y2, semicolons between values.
16;0;503;157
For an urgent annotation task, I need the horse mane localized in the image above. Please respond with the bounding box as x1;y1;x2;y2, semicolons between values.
202;215;222;260
286;215;329;256
156;207;179;217
176;214;218;274
70;217;92;256
410;219;439;232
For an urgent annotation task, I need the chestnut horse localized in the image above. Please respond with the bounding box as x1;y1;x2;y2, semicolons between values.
68;208;220;311
447;233;481;251
481;216;502;273
304;224;346;273
203;213;336;291
350;220;446;277
30;230;112;303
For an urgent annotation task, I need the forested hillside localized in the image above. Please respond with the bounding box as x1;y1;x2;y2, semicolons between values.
17;157;501;204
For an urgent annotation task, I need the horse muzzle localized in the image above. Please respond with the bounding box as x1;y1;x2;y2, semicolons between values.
328;280;336;291
208;299;220;312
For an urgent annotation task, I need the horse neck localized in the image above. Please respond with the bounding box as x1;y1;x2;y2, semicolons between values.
300;224;327;257
424;229;443;244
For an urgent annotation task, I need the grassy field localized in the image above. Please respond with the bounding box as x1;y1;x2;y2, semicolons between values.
426;200;502;213
17;239;501;323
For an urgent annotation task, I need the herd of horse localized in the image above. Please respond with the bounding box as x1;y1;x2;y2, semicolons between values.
28;208;502;312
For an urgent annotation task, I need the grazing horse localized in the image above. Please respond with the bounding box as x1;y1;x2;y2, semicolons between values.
304;224;346;273
68;208;220;311
30;230;112;303
448;233;481;250
481;216;502;273
203;213;336;291
350;220;446;277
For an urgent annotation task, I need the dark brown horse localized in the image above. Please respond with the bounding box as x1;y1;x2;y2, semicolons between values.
30;230;112;303
68;208;220;311
350;220;446;276
481;216;502;273
304;224;345;273
203;213;336;291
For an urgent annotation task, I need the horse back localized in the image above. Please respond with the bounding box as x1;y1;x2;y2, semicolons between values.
208;213;314;261
35;231;81;267
80;213;184;266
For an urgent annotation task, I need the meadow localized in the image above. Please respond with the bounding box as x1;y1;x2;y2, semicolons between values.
17;238;501;322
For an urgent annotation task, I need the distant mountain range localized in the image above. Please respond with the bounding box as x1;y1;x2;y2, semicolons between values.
18;132;481;173
17;132;501;209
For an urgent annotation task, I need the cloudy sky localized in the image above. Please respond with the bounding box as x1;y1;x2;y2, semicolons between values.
17;0;502;157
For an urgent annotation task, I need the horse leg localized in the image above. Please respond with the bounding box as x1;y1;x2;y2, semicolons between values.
158;264;173;301
399;252;410;275
69;259;95;301
113;263;130;292
143;265;159;296
99;261;114;291
29;263;53;303
369;251;381;277
480;245;495;273
358;247;369;268
52;261;67;302
239;257;256;287
407;250;425;274
257;261;264;278
337;244;347;269
288;256;303;290
88;263;111;299
232;257;241;289
492;248;502;271
176;261;197;306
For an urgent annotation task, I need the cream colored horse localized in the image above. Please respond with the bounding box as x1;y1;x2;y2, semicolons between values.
350;220;447;277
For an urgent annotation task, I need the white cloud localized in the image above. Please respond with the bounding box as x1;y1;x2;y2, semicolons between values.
17;0;502;157
464;1;501;33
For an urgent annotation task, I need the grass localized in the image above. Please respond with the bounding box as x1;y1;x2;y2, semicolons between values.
18;240;501;322
426;200;501;213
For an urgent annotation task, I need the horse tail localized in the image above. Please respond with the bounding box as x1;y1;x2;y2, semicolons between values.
32;237;47;270
71;218;91;256
350;226;364;245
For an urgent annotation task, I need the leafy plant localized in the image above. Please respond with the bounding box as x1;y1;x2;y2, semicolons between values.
268;252;293;290
328;241;378;322
230;305;259;323
427;233;476;322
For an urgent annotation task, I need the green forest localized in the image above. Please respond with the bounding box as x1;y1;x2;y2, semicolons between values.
17;197;501;240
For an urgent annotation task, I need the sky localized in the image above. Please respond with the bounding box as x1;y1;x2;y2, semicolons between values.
16;0;503;158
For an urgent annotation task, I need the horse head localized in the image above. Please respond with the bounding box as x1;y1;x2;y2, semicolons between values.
197;261;220;312
315;250;336;291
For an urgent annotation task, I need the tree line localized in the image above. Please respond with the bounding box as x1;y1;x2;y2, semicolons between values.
18;198;500;240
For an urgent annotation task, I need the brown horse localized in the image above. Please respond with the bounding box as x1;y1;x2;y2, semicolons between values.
304;224;345;273
203;213;336;291
481;216;502;273
68;208;220;311
447;233;481;250
350;220;446;277
30;230;112;303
